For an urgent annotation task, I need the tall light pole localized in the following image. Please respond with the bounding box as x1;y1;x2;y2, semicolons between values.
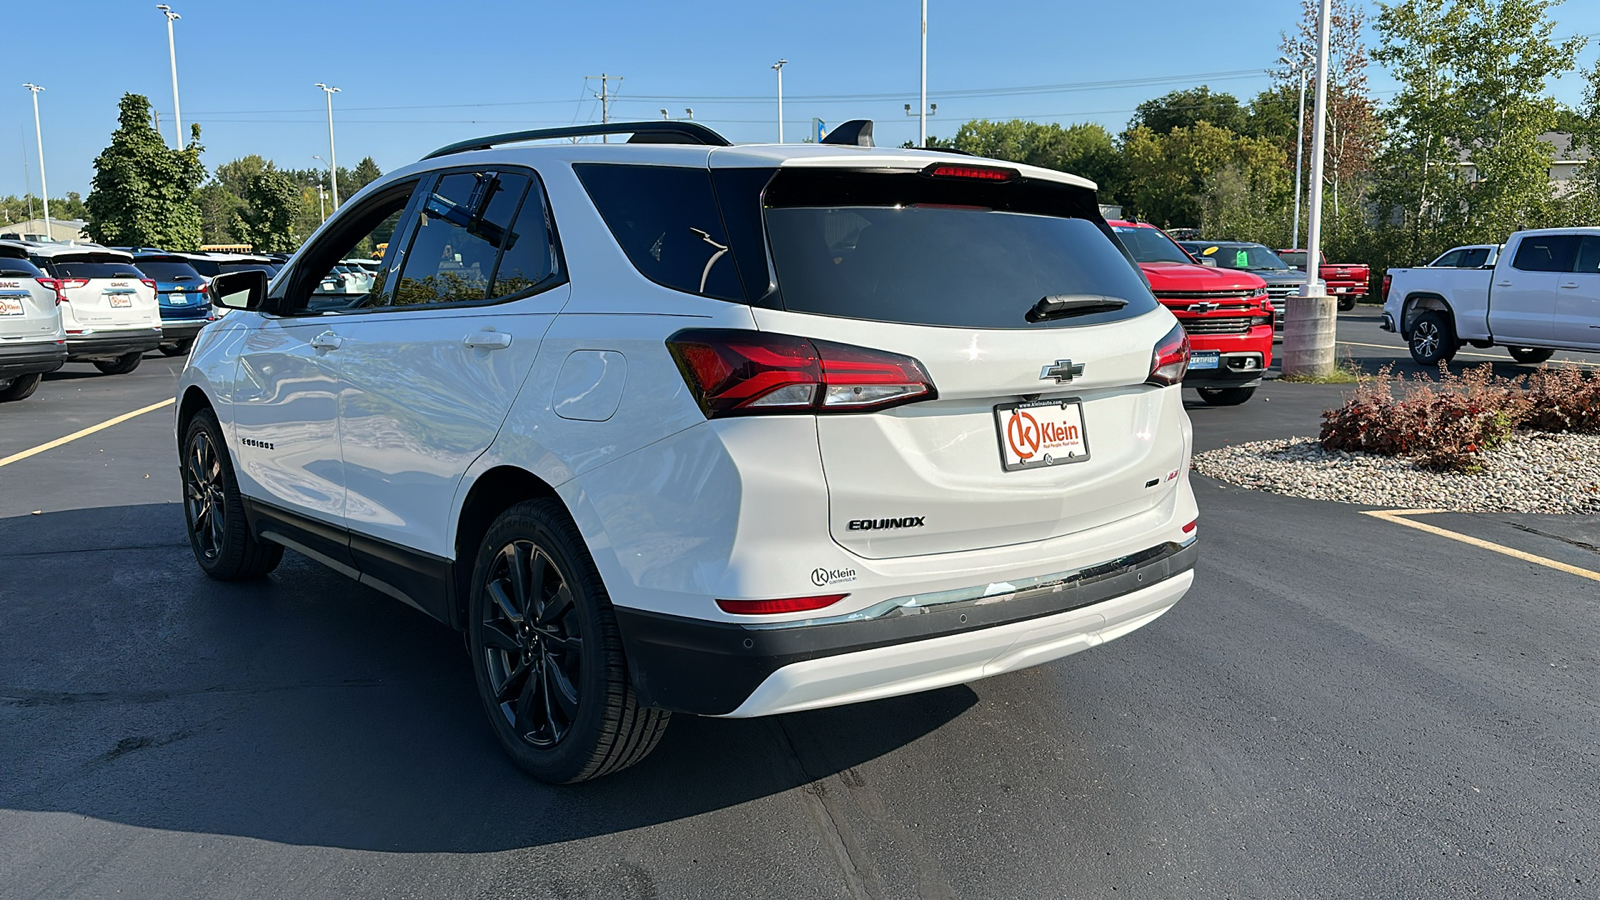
1280;55;1313;249
22;83;50;240
772;59;787;142
1282;0;1336;377
156;5;183;149
313;155;329;222
919;0;928;147
315;83;340;208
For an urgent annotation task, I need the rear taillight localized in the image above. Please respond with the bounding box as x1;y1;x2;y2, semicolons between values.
35;277;62;305
666;329;937;418
715;594;848;615
1147;322;1189;386
1382;273;1392;302
140;278;157;293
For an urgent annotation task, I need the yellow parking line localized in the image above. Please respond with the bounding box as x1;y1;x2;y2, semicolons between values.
1337;340;1600;368
0;397;175;469
1363;509;1600;584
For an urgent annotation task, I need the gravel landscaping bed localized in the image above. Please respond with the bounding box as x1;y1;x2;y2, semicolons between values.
1192;432;1600;513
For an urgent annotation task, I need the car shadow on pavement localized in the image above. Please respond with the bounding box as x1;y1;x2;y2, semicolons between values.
0;502;976;853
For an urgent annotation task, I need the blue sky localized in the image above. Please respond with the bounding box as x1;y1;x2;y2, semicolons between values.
7;0;1600;200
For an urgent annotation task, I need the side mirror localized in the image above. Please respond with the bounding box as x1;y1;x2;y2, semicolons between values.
1197;257;1217;267
210;270;269;311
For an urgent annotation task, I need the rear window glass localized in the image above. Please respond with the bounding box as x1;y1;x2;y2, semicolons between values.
574;164;744;301
0;256;44;278
42;261;145;279
217;262;277;275
1277;251;1308;267
134;259;204;281
763;170;1154;329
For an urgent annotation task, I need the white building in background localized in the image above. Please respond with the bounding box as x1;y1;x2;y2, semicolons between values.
0;217;88;242
1456;132;1593;195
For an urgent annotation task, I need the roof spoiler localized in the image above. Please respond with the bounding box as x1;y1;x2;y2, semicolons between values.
820;119;874;148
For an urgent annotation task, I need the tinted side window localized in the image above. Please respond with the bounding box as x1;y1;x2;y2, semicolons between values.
488;178;559;298
1458;248;1490;268
1575;236;1600;275
574;164;743;301
1511;235;1580;272
392;171;529;307
1431;250;1463;267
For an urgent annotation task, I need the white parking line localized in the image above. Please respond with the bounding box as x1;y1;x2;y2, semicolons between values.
0;398;175;469
1337;340;1600;368
1363;509;1600;584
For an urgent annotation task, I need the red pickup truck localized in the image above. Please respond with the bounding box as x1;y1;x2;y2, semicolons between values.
1111;221;1272;405
1276;249;1370;311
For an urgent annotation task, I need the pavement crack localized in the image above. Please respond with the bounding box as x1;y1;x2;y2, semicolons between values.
0;542;188;559
1486;518;1600;555
0;676;421;707
772;718;883;900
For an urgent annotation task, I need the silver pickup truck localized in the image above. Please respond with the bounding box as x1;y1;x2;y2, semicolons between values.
1382;227;1600;366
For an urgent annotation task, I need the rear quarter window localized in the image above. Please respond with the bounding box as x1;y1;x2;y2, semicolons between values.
574;164;745;301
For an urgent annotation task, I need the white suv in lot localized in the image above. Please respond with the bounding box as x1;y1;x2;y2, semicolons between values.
25;243;162;374
179;121;1199;783
0;243;66;402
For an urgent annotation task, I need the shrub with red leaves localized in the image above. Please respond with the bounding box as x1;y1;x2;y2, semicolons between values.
1320;364;1523;472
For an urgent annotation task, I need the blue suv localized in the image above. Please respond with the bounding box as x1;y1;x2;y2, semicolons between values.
130;252;214;355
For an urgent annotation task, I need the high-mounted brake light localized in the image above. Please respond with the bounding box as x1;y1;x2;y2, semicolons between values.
667;329;937;418
716;594;848;615
1147;322;1190;386
922;163;1018;182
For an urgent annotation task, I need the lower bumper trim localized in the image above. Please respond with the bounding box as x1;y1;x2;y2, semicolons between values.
65;330;163;360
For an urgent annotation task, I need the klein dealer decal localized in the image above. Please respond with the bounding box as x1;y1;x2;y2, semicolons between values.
1007;409;1080;462
811;566;858;587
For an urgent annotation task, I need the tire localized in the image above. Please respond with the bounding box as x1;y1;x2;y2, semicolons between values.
1408;311;1457;367
93;352;143;375
1509;347;1554;364
1196;385;1256;406
0;373;42;402
1337;295;1356;312
160;339;193;357
468;499;669;783
181;409;284;580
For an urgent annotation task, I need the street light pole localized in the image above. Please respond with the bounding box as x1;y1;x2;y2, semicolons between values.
157;5;183;149
772;59;787;142
315;83;340;208
919;0;928;147
22;83;50;240
1279;56;1312;249
1282;0;1337;378
313;155;329;222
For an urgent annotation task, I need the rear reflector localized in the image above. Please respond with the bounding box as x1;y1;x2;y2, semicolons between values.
715;594;848;615
1147;322;1190;385
667;329;937;418
1183;519;1197;534
923;163;1018;182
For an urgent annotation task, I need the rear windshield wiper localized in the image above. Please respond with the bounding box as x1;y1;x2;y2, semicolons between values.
1026;294;1128;323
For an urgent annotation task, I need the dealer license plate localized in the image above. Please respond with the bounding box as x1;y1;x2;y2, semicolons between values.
0;298;23;316
995;399;1091;471
108;294;133;308
1189;350;1221;370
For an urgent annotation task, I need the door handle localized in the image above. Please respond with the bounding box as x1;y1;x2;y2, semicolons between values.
1495;281;1514;287
463;331;512;350
1559;282;1579;289
309;331;343;351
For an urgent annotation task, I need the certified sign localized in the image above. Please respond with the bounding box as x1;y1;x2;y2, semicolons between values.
995;399;1090;471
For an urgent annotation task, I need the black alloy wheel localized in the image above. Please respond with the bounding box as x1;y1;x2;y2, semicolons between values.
480;541;585;749
180;410;284;579
1408;311;1457;367
468;500;669;783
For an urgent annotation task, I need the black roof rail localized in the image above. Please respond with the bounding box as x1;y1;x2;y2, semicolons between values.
423;121;732;159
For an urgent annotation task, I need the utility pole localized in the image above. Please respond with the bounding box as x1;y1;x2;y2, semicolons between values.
315;83;340;208
157;5;183;149
1282;0;1336;378
587;74;622;142
772;59;787;142
22;84;50;240
1279;56;1312;249
919;0;928;147
20;128;35;223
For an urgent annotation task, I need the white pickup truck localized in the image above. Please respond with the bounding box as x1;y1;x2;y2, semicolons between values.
1382;227;1600;366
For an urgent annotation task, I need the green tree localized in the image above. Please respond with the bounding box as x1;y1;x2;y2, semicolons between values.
84;94;206;249
347;157;383;195
1121;122;1289;229
1559;57;1600;225
1279;0;1381;217
232;168;300;252
1128;87;1246;136
923;120;1126;200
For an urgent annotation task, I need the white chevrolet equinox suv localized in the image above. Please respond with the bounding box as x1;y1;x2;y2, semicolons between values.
179;120;1198;783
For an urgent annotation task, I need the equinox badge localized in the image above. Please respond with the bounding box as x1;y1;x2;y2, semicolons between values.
1040;359;1084;383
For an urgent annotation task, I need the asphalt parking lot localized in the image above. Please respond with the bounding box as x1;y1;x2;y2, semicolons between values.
3;310;1598;899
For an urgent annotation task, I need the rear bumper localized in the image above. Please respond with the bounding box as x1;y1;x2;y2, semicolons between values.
1182;326;1272;385
615;539;1197;716
65;328;163;360
0;341;68;379
158;317;210;341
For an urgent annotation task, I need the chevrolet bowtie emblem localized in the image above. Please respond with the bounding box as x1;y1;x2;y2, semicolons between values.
1188;301;1219;313
1040;359;1084;383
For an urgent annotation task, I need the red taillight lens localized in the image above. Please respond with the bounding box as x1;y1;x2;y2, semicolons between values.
1382;273;1392;302
667;329;937;418
715;594;848;615
923;162;1018;182
140;278;157;293
35;277;62;305
1147;322;1189;386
